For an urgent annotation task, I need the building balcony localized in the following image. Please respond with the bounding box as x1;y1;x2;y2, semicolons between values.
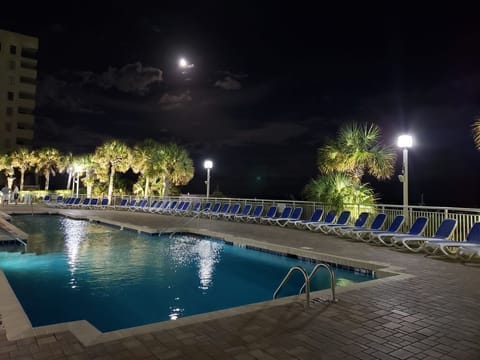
16;113;34;128
18;82;36;94
17;98;35;110
16;128;34;140
20;58;37;70
19;67;37;79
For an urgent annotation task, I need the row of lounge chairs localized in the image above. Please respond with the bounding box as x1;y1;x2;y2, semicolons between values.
318;211;480;262
45;196;480;262
46;196;109;208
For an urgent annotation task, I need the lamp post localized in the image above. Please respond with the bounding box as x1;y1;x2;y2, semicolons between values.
397;135;413;223
204;160;213;198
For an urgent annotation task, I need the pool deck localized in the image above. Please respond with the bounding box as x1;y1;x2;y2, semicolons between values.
1;204;480;359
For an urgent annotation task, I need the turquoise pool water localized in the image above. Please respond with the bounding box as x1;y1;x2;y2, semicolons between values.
0;215;374;332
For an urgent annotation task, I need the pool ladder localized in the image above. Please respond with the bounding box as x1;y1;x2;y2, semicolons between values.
273;263;337;307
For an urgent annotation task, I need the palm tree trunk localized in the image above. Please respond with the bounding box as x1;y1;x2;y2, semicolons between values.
144;177;150;197
20;169;25;191
44;171;50;190
108;167;115;204
87;184;92;198
67;171;73;190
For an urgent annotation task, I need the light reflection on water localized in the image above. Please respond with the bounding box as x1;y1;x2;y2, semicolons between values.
1;215;374;332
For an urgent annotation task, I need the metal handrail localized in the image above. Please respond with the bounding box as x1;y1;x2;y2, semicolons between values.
273;266;310;307
300;263;337;303
15;238;27;252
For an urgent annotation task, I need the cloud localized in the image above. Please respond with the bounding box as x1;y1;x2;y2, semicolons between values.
215;76;242;90
228;121;308;145
36;75;104;114
99;62;163;94
159;91;192;110
82;62;163;95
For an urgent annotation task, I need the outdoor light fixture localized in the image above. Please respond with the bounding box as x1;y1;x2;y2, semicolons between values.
397;135;413;223
204;160;213;198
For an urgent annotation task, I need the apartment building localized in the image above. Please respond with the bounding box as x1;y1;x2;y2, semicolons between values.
0;29;38;153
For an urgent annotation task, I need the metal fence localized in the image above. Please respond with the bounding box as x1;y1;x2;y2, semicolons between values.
48;193;480;242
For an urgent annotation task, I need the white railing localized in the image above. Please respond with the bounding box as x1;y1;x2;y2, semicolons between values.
47;194;480;242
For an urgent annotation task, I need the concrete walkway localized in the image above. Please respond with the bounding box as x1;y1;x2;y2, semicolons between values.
1;205;480;359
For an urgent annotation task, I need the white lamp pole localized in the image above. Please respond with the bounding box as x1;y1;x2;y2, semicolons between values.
204;160;213;198
397;135;413;223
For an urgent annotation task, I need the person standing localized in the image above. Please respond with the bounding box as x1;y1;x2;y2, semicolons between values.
1;184;10;205
12;183;19;205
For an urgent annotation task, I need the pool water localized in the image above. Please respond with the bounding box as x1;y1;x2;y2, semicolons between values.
0;215;374;332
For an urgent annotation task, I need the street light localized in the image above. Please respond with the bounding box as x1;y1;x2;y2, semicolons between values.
204;160;213;198
397;135;413;223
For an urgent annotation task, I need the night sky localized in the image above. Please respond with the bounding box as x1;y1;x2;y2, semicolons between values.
2;3;480;206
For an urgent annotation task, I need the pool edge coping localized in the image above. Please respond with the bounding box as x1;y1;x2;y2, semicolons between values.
0;213;413;346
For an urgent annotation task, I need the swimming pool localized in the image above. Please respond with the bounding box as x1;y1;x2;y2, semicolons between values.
0;215;374;332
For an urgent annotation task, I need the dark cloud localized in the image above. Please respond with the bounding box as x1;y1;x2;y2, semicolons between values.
215;76;242;90
37;75;104;114
159;91;192;110
81;62;163;95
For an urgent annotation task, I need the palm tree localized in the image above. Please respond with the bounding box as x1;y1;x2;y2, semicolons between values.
317;122;396;182
303;173;376;215
10;147;35;190
57;152;74;190
131;139;158;197
157;143;194;197
0;153;15;179
473;117;480;150
77;154;97;198
93;140;131;204
34;148;61;190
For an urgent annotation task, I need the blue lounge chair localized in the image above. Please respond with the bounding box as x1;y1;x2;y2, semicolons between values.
356;215;405;242
393;218;457;252
236;204;260;222
188;202;202;215
331;212;370;236
175;201;191;215
230;204;252;221
191;202;211;216
153;200;170;213
422;222;480;258
89;198;99;208
116;199;129;209
256;206;278;224
346;213;387;239
276;207;303;227
210;203;230;219
160;201;178;214
243;205;265;223
201;202;221;217
371;216;428;246
80;198;91;207
264;206;291;225
166;201;184;214
292;209;324;229
315;210;351;233
305;210;336;231
220;203;241;220
99;198;109;208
